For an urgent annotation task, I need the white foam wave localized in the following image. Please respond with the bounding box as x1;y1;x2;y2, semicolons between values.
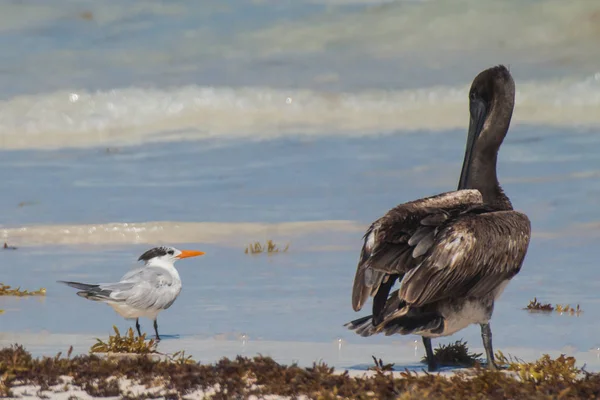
0;220;364;247
0;74;599;150
0;219;583;247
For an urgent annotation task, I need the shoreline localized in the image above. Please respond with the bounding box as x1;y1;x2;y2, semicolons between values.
1;341;599;399
2;331;600;373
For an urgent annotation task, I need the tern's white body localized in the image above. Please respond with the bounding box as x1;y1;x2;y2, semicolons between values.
106;259;182;320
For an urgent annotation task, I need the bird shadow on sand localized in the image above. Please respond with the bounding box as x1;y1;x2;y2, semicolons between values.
154;334;181;341
346;362;463;374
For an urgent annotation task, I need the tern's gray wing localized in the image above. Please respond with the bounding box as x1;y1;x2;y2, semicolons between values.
98;266;181;311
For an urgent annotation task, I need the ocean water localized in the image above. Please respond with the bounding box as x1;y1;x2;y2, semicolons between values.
1;0;600;370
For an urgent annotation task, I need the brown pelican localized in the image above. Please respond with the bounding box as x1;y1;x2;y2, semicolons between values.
345;65;531;371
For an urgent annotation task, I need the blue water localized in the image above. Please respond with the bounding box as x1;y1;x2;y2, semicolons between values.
2;126;600;352
2;0;599;97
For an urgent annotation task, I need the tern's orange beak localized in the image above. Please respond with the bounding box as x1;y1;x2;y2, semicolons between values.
177;250;206;259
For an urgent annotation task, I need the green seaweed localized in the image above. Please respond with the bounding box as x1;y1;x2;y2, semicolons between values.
0;283;46;297
555;304;582;315
90;326;157;355
496;351;580;384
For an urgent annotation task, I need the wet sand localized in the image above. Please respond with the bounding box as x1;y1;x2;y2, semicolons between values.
3;331;600;373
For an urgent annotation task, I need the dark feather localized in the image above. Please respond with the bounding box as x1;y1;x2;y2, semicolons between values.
420;212;449;226
350;189;483;311
408;225;431;247
372;274;399;325
349;203;530;337
399;210;531;307
412;230;435;258
382;312;444;336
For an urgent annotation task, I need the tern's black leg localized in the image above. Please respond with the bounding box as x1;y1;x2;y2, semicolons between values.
135;318;142;337
153;319;161;341
481;323;497;370
423;337;437;372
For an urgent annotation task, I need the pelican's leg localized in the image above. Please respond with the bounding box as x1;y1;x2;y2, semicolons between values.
153;319;161;341
480;323;497;370
423;337;437;371
135;318;142;337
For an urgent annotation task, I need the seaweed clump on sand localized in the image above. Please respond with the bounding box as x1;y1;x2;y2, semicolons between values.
495;351;581;384
525;297;554;312
525;298;583;315
244;239;290;255
1;344;600;399
0;283;46;297
90;326;157;355
555;304;582;316
368;356;395;373
420;339;483;368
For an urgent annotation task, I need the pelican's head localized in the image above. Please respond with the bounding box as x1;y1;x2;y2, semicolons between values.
458;65;515;190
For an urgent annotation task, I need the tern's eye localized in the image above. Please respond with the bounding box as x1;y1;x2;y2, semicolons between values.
167;250;174;255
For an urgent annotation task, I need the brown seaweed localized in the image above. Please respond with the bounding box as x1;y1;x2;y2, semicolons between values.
420;339;483;368
525;298;583;316
1;343;599;399
244;239;290;254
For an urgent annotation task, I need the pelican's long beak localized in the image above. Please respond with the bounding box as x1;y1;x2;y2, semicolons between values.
177;250;206;259
458;98;487;190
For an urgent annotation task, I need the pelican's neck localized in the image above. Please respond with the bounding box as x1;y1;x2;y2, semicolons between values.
463;99;514;211
466;147;511;210
146;259;181;281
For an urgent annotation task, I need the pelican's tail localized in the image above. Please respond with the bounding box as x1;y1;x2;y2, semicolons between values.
345;291;410;337
345;308;444;337
380;313;444;336
57;280;113;301
344;315;376;337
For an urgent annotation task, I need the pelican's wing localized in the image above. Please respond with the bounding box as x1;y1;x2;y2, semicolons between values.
351;189;483;313
100;267;180;310
399;210;531;307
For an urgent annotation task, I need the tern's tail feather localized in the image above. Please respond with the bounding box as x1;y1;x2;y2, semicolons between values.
58;280;98;291
57;280;113;301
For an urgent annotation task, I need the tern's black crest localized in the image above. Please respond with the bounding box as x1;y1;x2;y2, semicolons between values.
138;246;172;262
